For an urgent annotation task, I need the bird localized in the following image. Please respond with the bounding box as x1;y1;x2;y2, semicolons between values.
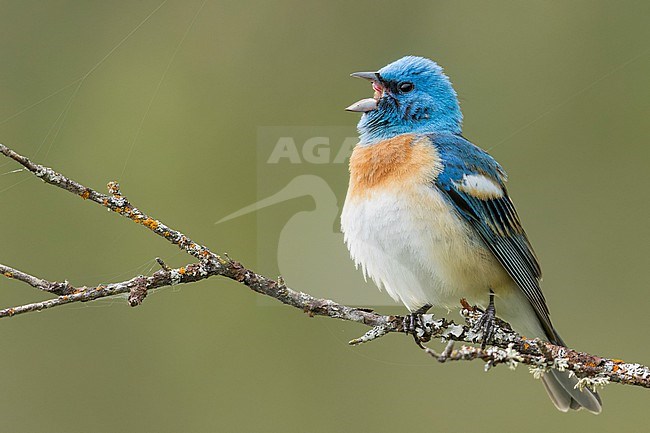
340;55;602;414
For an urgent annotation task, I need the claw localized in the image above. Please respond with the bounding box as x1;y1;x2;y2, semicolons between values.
403;304;432;348
474;290;496;349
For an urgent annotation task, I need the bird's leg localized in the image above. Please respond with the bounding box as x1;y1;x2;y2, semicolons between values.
403;304;432;348
475;290;496;349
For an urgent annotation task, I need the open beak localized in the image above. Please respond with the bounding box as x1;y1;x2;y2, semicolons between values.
345;71;383;113
350;71;378;81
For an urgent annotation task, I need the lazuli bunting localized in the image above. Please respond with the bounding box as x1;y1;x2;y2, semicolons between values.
341;56;601;413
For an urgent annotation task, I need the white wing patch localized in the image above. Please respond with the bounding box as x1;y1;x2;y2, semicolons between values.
455;174;504;200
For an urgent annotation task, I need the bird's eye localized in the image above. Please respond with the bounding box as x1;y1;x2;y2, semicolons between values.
398;82;414;93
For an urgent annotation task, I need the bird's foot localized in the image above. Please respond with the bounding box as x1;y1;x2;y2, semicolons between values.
474;291;496;349
403;304;432;348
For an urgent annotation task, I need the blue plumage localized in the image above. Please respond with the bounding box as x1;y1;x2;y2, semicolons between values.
433;133;505;191
357;56;462;144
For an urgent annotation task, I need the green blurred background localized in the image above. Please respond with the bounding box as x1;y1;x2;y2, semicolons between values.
1;1;649;431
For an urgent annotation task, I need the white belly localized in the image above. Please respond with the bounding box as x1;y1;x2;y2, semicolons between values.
341;183;513;312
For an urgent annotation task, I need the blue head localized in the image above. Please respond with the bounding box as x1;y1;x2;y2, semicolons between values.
346;56;462;144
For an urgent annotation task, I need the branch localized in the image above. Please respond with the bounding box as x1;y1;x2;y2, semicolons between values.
1;143;648;391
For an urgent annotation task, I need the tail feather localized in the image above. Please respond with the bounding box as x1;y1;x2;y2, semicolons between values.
495;290;604;413
531;312;603;414
541;364;602;414
541;371;572;412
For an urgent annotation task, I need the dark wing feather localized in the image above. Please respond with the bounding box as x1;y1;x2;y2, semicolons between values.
431;134;560;343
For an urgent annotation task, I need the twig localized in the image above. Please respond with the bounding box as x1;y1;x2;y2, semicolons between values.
0;143;648;391
0;264;75;295
425;340;456;362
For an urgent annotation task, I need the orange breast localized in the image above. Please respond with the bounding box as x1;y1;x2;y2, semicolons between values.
347;134;442;198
